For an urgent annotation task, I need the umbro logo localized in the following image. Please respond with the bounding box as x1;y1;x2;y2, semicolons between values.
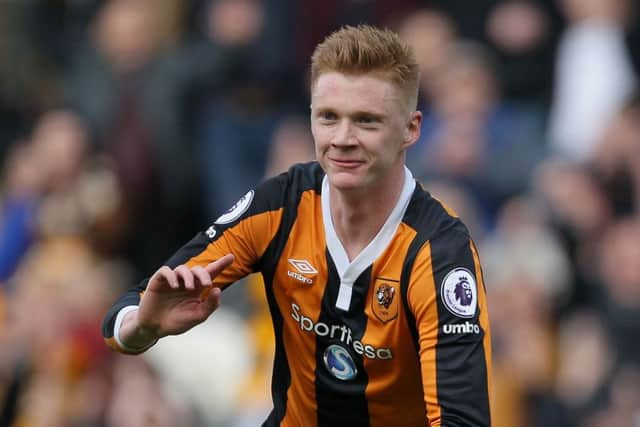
442;321;480;335
288;259;318;274
287;259;317;285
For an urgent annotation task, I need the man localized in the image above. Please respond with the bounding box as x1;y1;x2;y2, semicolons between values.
102;25;492;426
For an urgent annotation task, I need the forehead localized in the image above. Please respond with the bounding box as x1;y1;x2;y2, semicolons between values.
311;72;404;114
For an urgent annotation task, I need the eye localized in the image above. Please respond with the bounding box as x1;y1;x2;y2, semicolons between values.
356;115;380;127
318;111;337;121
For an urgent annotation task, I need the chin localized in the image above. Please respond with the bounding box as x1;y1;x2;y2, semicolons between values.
327;171;369;191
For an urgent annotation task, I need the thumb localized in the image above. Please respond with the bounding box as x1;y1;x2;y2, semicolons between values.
202;286;222;315
205;254;235;278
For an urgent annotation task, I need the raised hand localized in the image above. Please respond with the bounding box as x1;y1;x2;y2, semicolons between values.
119;254;234;350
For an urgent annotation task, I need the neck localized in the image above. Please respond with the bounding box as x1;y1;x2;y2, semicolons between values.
330;165;406;261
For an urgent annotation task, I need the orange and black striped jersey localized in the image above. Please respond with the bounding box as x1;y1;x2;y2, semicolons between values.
102;162;492;427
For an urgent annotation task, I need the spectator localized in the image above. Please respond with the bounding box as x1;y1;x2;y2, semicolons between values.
64;0;201;276
591;92;640;216
483;197;571;427
410;41;544;226
485;0;561;106
548;0;637;162
397;8;458;109
555;311;615;425
597;219;640;367
0;109;90;283
193;0;297;219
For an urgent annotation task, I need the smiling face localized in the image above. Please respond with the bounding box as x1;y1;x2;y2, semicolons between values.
311;72;421;193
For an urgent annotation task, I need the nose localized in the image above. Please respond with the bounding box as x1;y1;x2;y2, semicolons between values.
331;120;357;147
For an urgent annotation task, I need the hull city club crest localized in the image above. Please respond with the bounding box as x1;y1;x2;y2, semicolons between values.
372;278;399;323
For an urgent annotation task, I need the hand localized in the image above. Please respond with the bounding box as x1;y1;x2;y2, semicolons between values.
120;254;234;349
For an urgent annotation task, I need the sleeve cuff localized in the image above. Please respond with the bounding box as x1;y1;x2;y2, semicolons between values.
113;305;158;353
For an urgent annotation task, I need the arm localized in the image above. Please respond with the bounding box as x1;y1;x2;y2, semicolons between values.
103;174;289;354
408;232;492;427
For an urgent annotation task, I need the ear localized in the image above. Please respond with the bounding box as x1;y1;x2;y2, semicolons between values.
402;110;422;150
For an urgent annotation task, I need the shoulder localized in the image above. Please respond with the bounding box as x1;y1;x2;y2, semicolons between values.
248;161;323;212
402;182;470;243
400;184;474;293
259;161;323;197
205;162;322;234
283;161;325;193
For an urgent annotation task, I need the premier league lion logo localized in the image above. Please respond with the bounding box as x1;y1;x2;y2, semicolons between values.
441;267;478;318
376;284;395;309
455;277;473;307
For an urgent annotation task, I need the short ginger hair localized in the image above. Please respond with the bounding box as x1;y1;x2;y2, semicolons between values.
310;25;420;111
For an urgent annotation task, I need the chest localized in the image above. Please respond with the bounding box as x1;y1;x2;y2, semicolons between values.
270;206;415;345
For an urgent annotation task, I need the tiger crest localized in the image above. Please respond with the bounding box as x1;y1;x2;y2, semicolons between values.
376;284;395;309
372;279;399;323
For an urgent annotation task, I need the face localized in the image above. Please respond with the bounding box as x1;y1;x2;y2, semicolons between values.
311;72;421;192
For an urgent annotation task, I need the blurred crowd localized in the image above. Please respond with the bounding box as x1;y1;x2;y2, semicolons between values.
0;0;639;426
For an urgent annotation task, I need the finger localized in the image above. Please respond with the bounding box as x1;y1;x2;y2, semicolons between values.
191;265;212;287
174;265;195;290
204;254;235;277
151;266;179;290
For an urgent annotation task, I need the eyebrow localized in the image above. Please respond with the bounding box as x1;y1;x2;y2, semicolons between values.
312;106;387;120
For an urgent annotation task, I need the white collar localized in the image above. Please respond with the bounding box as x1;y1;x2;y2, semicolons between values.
321;166;416;311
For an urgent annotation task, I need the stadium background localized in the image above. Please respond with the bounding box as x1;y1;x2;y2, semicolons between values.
1;0;639;426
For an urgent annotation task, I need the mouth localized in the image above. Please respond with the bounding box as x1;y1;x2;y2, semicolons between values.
329;158;365;169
